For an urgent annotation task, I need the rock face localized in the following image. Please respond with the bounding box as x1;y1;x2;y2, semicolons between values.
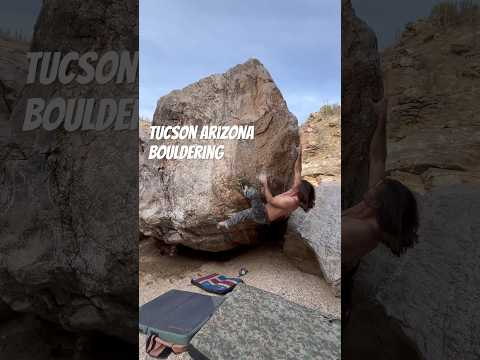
300;105;340;185
284;183;341;294
140;59;299;251
349;186;480;360
0;0;138;342
382;8;480;193
341;0;384;208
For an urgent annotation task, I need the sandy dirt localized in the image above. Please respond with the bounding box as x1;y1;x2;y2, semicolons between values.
138;238;340;359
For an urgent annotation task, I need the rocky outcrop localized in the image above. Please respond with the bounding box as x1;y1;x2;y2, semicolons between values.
0;0;138;342
284;183;341;295
382;7;480;193
140;59;299;251
341;0;384;208
349;185;480;360
300;105;340;185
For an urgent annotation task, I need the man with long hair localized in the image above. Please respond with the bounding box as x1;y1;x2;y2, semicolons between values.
342;98;419;320
217;145;316;230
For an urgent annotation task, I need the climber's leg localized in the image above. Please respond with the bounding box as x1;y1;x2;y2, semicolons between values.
217;208;255;230
242;186;268;224
217;186;268;230
217;186;268;229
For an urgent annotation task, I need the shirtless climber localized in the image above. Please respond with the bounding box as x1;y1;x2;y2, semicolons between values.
217;145;316;230
342;97;419;320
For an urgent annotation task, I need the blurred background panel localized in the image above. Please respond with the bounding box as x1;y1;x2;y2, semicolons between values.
0;1;139;358
342;0;480;359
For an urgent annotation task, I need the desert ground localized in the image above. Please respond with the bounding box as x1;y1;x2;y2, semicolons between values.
138;238;340;359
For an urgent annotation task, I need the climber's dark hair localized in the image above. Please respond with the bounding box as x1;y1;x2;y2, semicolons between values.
298;180;315;212
375;179;419;256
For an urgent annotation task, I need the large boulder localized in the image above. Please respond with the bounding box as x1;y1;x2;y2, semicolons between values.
284;183;341;294
382;9;480;193
0;0;138;342
341;0;384;208
347;185;480;359
140;59;299;251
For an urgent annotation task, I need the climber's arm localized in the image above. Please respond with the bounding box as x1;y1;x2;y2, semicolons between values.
260;174;274;204
368;98;387;188
293;144;302;188
259;174;296;210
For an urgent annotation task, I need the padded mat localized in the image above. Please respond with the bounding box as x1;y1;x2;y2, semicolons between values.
191;273;243;295
139;289;223;345
190;284;340;359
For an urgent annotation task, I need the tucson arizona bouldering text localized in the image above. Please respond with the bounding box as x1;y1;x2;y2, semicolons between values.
147;125;255;160
23;51;138;131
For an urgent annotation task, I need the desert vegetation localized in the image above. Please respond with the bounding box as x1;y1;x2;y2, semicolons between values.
317;103;340;117
0;27;30;43
430;0;480;27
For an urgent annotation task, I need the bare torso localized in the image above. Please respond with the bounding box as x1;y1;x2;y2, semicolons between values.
265;189;300;222
342;201;382;270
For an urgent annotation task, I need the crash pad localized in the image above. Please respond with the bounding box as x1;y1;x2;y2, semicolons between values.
191;273;243;295
139;289;223;346
189;283;340;359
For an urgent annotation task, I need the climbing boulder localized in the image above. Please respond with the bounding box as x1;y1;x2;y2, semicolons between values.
140;59;299;251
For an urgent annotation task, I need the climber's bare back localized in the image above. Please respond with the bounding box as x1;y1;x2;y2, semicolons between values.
264;190;299;222
341;214;379;269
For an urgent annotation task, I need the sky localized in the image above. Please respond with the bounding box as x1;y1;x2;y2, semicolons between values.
140;0;340;123
0;1;41;40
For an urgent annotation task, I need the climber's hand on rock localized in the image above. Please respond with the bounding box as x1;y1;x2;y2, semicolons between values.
258;173;268;185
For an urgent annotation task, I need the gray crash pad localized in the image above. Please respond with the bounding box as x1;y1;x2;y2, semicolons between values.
189;284;340;359
139;290;223;345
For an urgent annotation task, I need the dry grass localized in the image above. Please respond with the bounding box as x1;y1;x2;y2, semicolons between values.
430;0;480;27
0;27;30;44
318;103;341;117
